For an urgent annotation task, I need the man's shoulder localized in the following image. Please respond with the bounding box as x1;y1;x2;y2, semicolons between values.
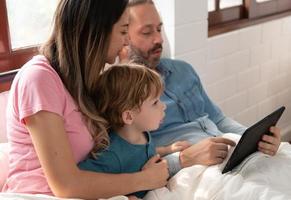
160;58;192;68
159;58;198;75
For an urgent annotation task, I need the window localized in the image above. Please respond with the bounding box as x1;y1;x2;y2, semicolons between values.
208;0;215;12
208;0;245;27
208;0;291;36
256;0;272;2
6;0;57;49
220;0;243;9
248;0;291;19
0;0;57;91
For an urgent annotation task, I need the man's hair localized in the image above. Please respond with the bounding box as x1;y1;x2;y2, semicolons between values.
40;0;128;153
128;0;153;7
95;63;163;131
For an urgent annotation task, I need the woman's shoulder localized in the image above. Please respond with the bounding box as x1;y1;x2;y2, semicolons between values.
19;55;58;80
13;55;63;91
9;55;68;109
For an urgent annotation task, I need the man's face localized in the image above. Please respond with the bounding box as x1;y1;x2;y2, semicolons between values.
128;3;163;68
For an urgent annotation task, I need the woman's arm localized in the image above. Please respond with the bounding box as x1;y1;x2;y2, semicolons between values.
25;111;168;199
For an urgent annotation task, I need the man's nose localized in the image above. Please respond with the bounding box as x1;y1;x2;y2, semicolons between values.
154;31;163;44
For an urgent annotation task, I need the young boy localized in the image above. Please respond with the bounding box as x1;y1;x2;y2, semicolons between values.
78;63;190;198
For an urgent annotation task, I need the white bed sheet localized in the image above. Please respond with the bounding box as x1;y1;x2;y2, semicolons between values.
145;135;291;200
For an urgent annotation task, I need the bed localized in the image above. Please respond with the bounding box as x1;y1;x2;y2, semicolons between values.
2;131;291;200
144;134;291;200
1;73;291;200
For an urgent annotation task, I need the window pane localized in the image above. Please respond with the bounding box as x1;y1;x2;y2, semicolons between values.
256;0;272;2
6;0;58;50
220;0;243;9
208;0;215;12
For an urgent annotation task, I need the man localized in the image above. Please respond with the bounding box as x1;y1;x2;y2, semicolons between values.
121;0;281;176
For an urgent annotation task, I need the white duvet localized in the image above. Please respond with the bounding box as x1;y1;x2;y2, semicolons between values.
1;134;291;200
145;134;291;200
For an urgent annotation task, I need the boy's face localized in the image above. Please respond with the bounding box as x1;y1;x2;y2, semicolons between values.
131;93;166;132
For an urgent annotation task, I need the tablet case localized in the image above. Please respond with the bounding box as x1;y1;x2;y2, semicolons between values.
222;106;285;174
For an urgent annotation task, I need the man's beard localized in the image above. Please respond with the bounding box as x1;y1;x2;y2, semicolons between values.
127;43;163;69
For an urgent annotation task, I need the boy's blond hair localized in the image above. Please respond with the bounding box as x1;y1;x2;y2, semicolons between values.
95;63;163;131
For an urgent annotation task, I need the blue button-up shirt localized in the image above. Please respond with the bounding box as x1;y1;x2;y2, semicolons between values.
151;58;247;176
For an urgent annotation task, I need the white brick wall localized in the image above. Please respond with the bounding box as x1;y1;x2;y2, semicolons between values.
154;0;291;140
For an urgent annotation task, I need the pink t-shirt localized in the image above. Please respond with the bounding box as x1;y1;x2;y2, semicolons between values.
2;55;94;195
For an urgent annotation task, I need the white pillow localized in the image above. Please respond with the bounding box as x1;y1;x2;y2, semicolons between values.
0;143;9;190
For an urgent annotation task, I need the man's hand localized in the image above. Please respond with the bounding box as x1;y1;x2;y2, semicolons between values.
179;137;236;168
258;126;281;156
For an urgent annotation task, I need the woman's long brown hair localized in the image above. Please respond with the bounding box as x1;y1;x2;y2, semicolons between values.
40;0;128;153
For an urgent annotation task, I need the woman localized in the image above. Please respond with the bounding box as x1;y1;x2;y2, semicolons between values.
2;0;168;199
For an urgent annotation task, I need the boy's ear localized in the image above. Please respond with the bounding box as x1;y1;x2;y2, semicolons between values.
122;110;134;125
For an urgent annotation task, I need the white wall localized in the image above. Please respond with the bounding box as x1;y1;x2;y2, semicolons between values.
154;0;291;141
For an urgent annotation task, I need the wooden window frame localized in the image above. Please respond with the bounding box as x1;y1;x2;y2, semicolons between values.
209;0;291;37
209;1;247;27
0;0;38;91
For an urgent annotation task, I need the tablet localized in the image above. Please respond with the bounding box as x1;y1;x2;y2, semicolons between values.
222;106;285;174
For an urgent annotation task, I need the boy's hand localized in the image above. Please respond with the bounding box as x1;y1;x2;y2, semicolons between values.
170;141;192;153
156;141;192;156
